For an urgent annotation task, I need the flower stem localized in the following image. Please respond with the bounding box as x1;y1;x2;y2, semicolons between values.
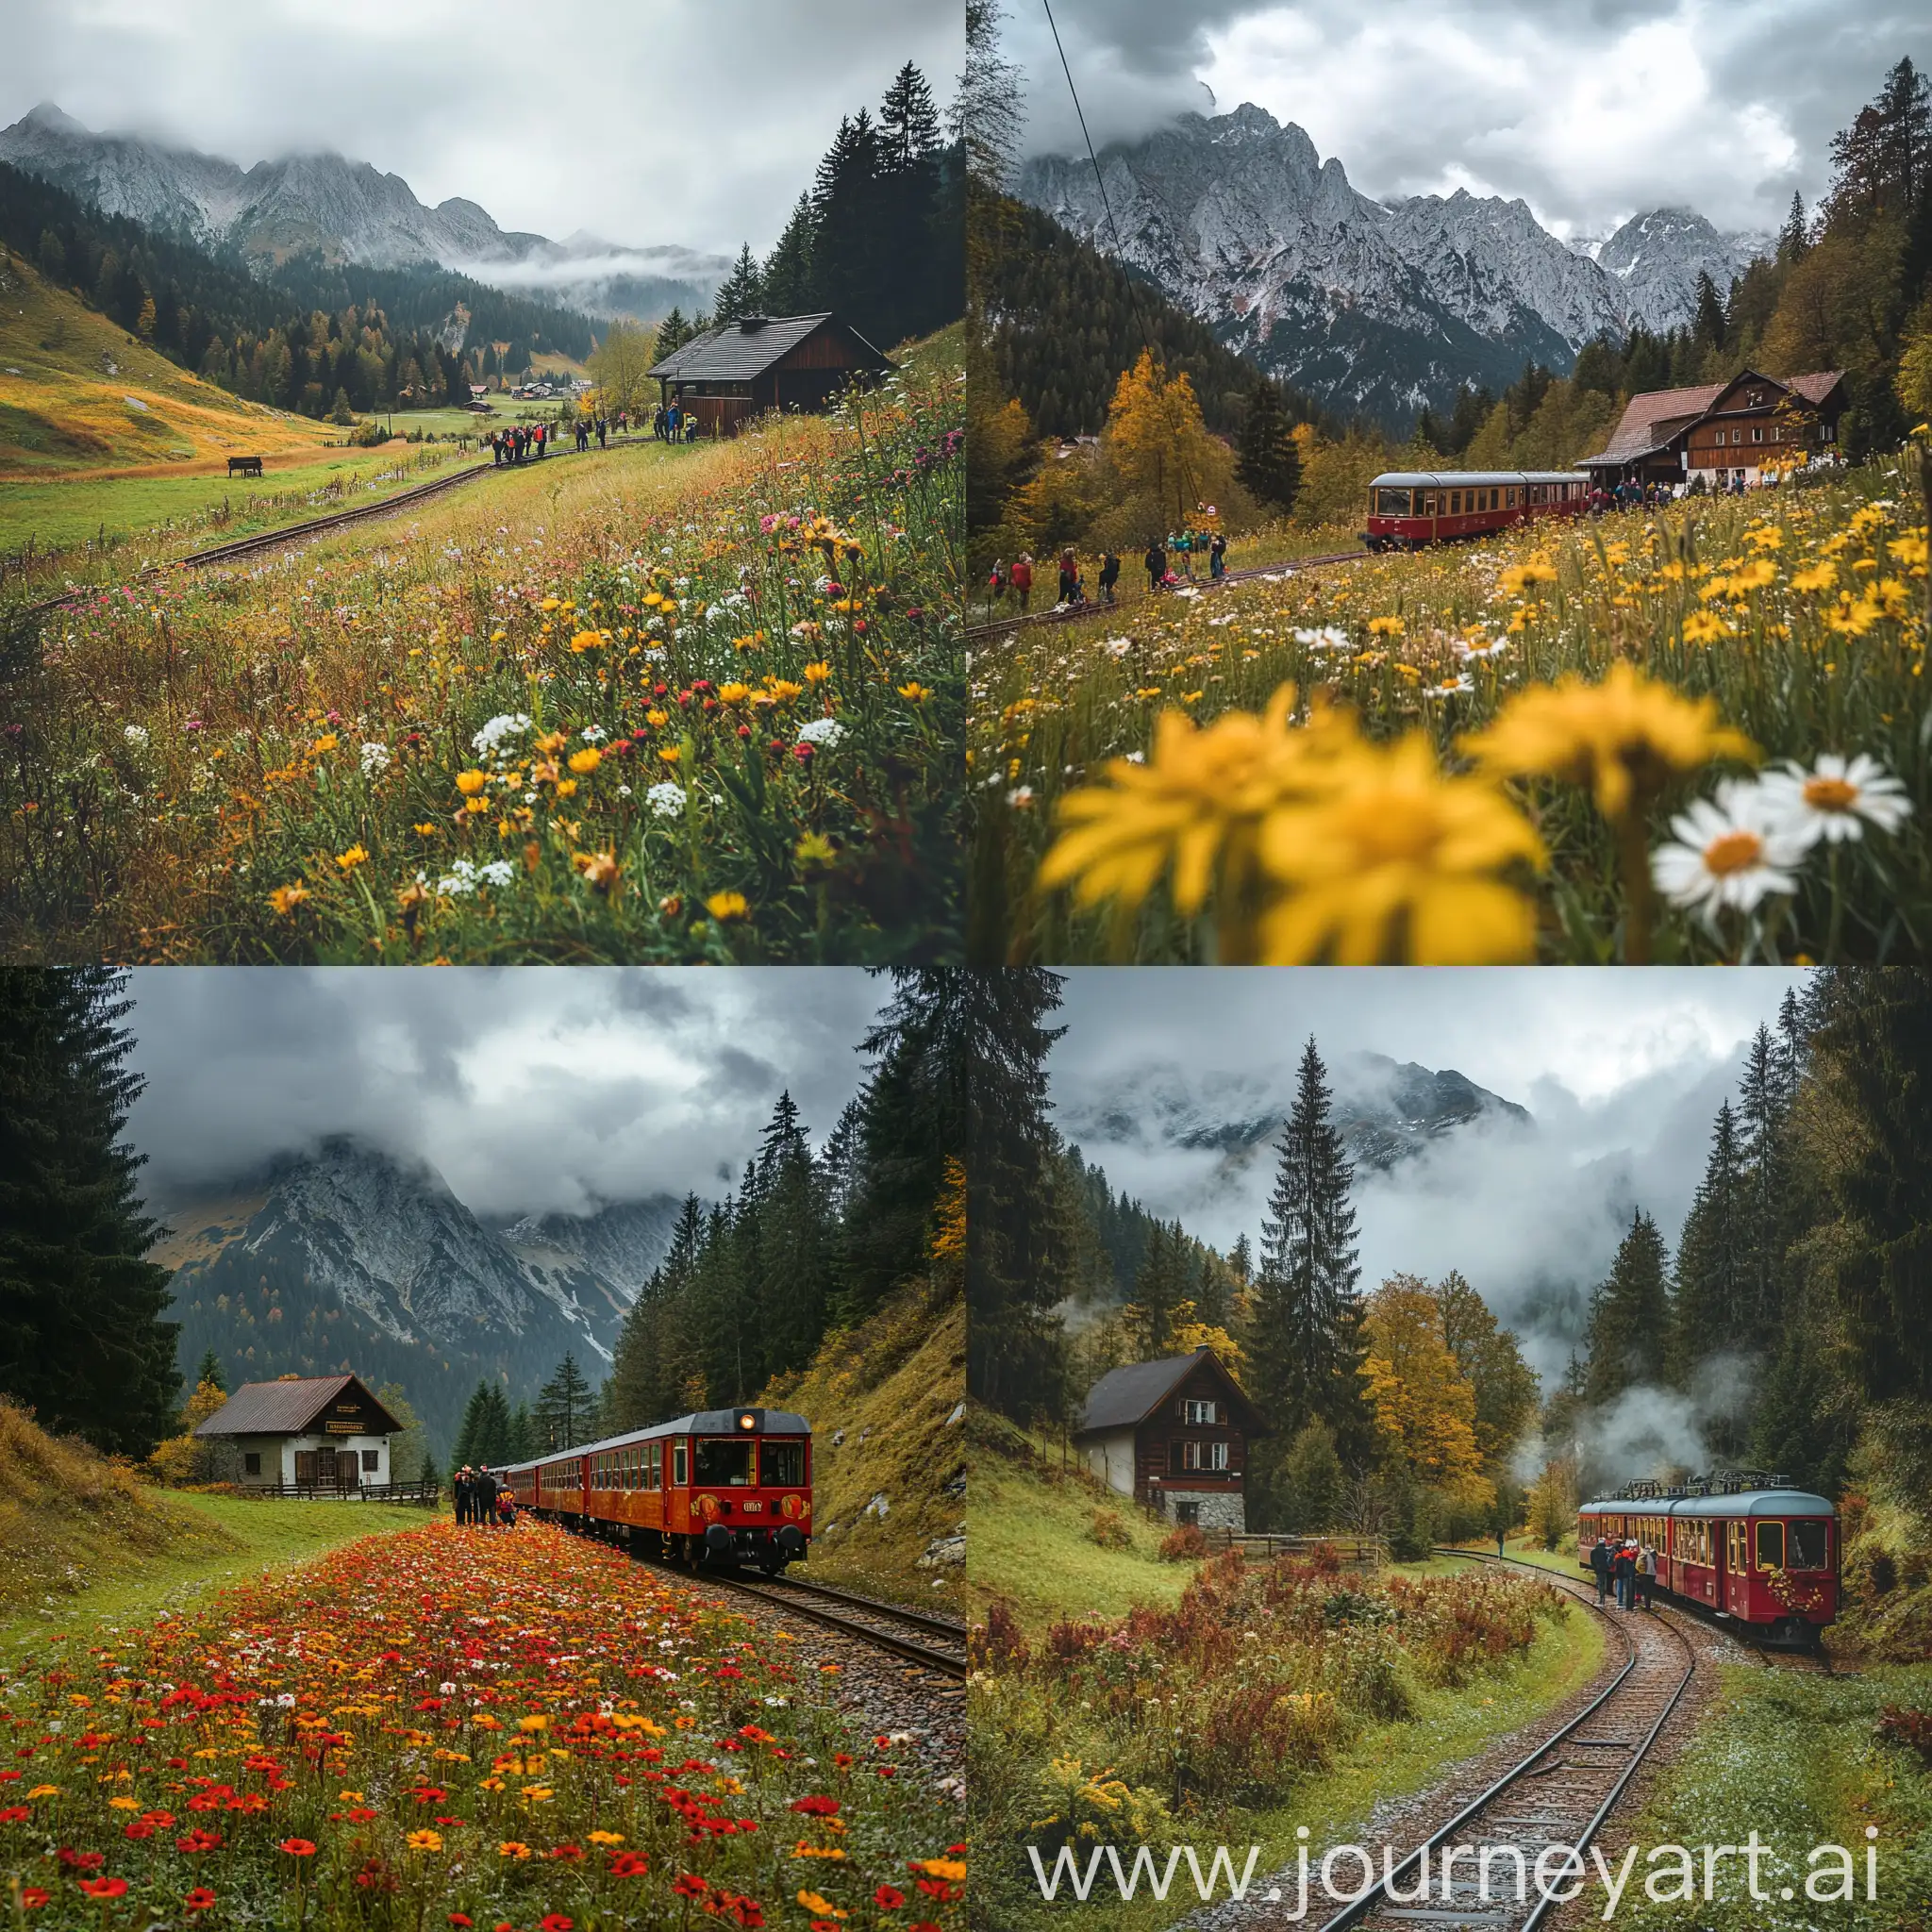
1615;811;1654;965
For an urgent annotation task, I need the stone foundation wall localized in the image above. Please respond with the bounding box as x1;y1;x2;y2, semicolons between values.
1159;1488;1245;1533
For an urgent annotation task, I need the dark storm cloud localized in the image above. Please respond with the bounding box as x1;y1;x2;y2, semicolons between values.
1005;0;1925;236
1;0;963;256
124;969;884;1221
1047;970;1802;1376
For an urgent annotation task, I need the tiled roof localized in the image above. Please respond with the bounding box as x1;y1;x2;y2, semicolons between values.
194;1374;399;1438
1579;370;1847;467
1075;1348;1261;1436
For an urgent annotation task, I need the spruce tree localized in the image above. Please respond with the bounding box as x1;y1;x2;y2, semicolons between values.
536;1355;593;1451
1250;1039;1364;1456
0;968;179;1457
1234;381;1303;513
195;1347;225;1392
451;1381;492;1465
711;244;765;324
1123;1221;1186;1359
1584;1209;1671;1408
1672;1101;1747;1385
1777;192;1809;264
760;196;817;317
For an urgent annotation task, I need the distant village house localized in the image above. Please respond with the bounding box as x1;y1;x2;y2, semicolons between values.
648;312;892;438
1577;368;1846;491
193;1374;403;1491
1073;1346;1262;1533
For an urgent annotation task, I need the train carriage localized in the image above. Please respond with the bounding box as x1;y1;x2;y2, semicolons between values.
502;1405;811;1574
1362;470;1591;552
1577;1476;1838;1646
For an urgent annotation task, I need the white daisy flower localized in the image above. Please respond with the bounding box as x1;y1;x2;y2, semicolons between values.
1652;779;1809;920
1756;753;1911;846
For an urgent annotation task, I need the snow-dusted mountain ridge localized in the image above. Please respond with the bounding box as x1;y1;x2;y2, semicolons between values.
1014;104;1770;425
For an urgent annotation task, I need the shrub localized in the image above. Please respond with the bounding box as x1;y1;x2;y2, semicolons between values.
1876;1704;1932;1768
1088;1506;1132;1550
1158;1522;1208;1561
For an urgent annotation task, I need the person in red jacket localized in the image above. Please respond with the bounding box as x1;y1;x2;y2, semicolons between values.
1010;554;1034;611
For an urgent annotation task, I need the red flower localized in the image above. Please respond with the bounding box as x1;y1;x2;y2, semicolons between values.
874;1885;907;1908
57;1851;105;1873
540;1917;574;1932
673;1874;709;1898
789;1797;840;1816
78;1878;128;1900
447;1918;473;1928
279;1838;318;1857
183;1889;218;1912
609;1852;650;1877
18;1889;48;1909
121;1824;154;1841
175;1828;223;1854
0;1806;30;1824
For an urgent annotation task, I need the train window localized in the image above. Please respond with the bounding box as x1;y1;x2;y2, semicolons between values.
1422;493;1438;515
694;1439;754;1486
1449;491;1461;514
673;1441;687;1486
1788;1520;1828;1570
1755;1521;1785;1570
651;1441;663;1489
1374;488;1413;516
763;1440;807;1487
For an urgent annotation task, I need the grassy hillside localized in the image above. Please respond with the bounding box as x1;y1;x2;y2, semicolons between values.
0;249;331;476
966;1405;1191;1633
758;1277;964;1615
0;1398;429;1646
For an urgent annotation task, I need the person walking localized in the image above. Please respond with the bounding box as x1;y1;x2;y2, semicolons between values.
1591;1535;1612;1603
452;1466;470;1525
1144;538;1167;592
1209;529;1227;579
473;1465;498;1528
1613;1541;1637;1609
989;558;1008;606
1010;554;1034;612
1639;1543;1659;1610
1098;551;1120;605
1058;546;1078;605
597;417;608;450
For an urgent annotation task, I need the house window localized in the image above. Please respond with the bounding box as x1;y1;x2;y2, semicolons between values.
361;1450;379;1473
1181;1399;1220;1424
1752;426;1763;443
1176;1441;1230;1472
1174;1501;1201;1526
243;1452;260;1476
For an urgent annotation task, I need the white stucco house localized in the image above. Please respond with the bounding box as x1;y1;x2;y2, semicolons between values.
193;1374;403;1491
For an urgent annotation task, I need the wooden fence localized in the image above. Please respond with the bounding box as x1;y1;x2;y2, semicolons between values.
1199;1531;1386;1569
246;1478;441;1507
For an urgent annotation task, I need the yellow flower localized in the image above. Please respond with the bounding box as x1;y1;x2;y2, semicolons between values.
1366;615;1405;638
715;682;752;704
567;747;601;775
898;681;931;703
764;679;804;703
26;1787;58;1800
645;709;670;729
268;884;310;915
518;1787;554;1802
796;1894;843;1920
1257;734;1542;964
335;844;370;872
1790;561;1838;593
706;891;750;922
108;1797;141;1811
456;769;489;795
1496;558;1557;598
540;596;561;612
917;1859;969;1882
1039;684;1333;919
535;731;569;754
573;850;621;894
1460;661;1757;820
464;796;491;815
569;629;606;653
1680;610;1725;645
517;1717;547;1733
657;746;680;765
498;1840;532;1859
794;831;837;867
406;1830;442;1852
587;1831;625;1846
310;733;339;755
802;660;833;683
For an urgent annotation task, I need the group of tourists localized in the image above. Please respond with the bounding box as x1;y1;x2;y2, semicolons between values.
653;404;701;443
488;425;547;465
1590;1534;1659;1610
452;1463;517;1528
1143;529;1227;591
573;416;611;453
982;544;1137;614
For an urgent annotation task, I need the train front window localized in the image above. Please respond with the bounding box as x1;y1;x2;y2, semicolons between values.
763;1439;807;1487
694;1439;754;1486
1788;1520;1828;1570
1374;488;1412;516
1755;1521;1786;1571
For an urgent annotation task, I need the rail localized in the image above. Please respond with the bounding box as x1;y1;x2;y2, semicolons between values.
1314;1549;1695;1932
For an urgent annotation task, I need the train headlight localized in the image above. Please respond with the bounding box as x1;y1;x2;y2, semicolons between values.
695;1493;721;1521
737;1411;757;1431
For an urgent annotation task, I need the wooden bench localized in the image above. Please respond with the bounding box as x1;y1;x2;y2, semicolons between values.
227;455;264;477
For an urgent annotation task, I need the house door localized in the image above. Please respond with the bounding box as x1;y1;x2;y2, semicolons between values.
294;1451;319;1485
335;1452;360;1488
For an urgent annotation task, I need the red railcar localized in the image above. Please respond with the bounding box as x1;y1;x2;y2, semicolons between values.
502;1404;811;1574
1577;1478;1838;1646
1362;470;1591;552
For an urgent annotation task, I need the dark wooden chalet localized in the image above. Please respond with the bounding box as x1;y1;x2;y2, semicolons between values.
193;1373;404;1490
647;312;893;436
1577;368;1846;489
1073;1347;1263;1531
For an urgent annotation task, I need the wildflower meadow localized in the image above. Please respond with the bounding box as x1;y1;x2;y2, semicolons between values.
0;336;963;964
973;450;1932;963
0;1518;964;1932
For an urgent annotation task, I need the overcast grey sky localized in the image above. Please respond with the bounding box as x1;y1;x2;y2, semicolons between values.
1;0;962;256
1047;969;1803;1377
124;968;886;1221
1004;0;1925;238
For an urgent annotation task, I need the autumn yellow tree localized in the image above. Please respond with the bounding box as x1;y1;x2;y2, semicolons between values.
1102;350;1231;527
1358;1275;1491;1506
145;1376;228;1486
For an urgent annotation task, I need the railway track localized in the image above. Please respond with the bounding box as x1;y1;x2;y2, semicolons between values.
963;547;1370;643
1311;1552;1695;1932
14;433;644;620
634;1554;967;1681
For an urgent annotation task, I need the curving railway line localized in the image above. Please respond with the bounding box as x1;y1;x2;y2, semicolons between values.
1311;1551;1696;1932
645;1556;967;1681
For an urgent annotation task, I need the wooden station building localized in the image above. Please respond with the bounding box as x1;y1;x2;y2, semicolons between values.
1577;368;1846;491
647;312;893;437
1074;1346;1263;1532
193;1373;403;1491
